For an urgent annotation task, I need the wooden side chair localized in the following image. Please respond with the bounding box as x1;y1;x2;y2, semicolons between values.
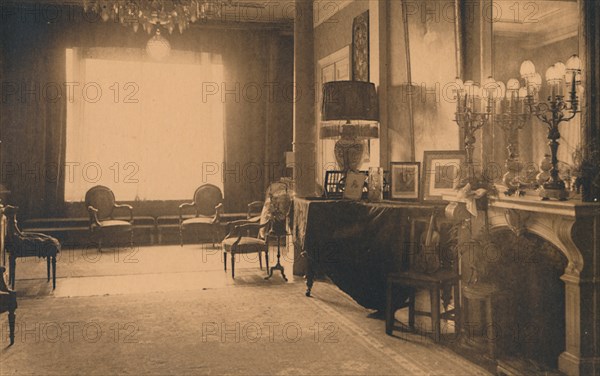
179;184;224;247
85;186;134;251
385;209;460;342
4;205;61;290
222;182;291;279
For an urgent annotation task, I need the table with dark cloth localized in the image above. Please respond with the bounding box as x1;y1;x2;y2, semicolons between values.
292;198;442;311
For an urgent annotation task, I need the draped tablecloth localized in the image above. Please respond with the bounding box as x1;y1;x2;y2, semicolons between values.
292;198;439;311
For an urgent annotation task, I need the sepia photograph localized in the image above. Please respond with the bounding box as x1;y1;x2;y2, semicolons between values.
1;1;599;375
390;162;420;200
422;150;466;201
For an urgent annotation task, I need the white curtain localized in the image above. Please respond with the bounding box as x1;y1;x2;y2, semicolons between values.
65;48;225;201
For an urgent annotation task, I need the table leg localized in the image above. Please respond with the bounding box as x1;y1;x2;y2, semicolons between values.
305;251;313;297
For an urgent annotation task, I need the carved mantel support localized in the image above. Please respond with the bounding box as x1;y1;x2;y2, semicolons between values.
445;193;600;376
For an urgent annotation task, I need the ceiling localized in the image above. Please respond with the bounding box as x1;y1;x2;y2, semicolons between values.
492;0;579;47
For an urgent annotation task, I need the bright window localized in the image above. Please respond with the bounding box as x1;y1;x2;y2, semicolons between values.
65;49;225;201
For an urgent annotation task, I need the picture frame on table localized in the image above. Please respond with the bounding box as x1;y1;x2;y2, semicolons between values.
422;150;466;202
390;162;420;200
343;171;367;201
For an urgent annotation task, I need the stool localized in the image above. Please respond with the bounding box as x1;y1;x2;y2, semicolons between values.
386;269;460;342
462;283;510;359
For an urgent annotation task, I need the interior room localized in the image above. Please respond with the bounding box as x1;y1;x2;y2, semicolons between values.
1;1;599;375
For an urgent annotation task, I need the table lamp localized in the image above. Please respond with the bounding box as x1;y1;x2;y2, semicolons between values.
320;81;379;171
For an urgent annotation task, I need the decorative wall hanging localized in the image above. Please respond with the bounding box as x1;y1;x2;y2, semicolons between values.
352;10;369;82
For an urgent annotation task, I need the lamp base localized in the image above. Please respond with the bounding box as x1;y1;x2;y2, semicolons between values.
334;136;365;171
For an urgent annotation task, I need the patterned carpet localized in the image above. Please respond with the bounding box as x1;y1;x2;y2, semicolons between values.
0;246;491;375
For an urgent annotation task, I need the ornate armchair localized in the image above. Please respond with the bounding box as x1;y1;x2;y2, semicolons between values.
4;205;61;290
222;182;291;279
85;186;134;251
179;184;224;247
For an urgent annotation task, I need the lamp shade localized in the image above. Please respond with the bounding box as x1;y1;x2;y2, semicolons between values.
321;81;379;123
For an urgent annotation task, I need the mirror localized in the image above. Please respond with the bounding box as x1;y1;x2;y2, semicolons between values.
491;0;581;184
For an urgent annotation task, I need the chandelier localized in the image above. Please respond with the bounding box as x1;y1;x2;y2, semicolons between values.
84;1;237;34
84;0;249;59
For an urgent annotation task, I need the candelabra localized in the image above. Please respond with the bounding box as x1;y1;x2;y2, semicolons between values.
454;79;493;190
486;77;535;196
520;55;582;201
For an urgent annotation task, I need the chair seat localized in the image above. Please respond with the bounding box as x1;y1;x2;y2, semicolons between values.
9;232;61;257
181;217;215;227
222;237;267;253
98;220;132;230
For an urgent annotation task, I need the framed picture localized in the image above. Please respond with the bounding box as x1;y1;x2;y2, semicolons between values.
422;150;466;202
343;171;367;201
352;10;369;82
390;162;420;200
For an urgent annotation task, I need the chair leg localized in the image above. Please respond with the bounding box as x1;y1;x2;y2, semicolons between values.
385;280;394;335
259;251;263;270
453;283;461;335
231;253;235;278
47;257;51;282
9;255;16;289
431;287;441;342
180;226;184;247
224;252;227;271
130;229;134;248
52;255;57;290
265;250;269;273
408;290;416;329
8;309;15;345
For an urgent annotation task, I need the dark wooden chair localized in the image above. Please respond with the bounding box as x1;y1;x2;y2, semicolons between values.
179;184;224;247
222;182;290;279
385;209;460;342
4;205;60;290
85;186;134;251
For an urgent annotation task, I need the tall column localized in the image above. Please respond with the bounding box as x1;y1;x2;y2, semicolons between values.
292;0;316;197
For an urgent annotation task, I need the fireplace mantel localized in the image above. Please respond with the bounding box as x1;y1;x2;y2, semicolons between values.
445;193;600;376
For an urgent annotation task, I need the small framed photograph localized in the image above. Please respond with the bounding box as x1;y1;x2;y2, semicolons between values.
390;162;420;200
343;171;367;201
422;150;466;202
